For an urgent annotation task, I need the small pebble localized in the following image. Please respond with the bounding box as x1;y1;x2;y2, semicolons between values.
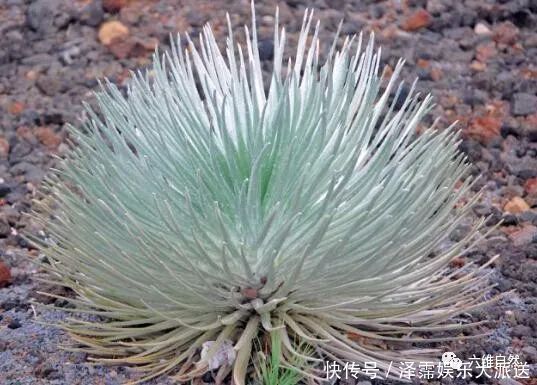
7;319;22;329
512;92;537;116
474;22;492;36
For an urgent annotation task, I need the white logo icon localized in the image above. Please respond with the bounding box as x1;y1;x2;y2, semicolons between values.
450;357;462;370
442;352;462;369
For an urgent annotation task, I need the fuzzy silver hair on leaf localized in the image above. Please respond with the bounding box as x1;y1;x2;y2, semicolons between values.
32;3;497;384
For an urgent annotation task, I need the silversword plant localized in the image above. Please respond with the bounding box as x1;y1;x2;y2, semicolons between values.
33;4;496;384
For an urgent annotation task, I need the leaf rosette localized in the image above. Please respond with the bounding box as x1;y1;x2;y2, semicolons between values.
32;4;496;384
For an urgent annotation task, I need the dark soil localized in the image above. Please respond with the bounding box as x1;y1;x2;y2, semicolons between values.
0;0;536;384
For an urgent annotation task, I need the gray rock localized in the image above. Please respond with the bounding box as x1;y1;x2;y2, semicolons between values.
0;219;10;237
510;225;537;247
77;0;104;27
6;30;23;43
522;345;537;361
53;10;72;29
0;49;9;65
1;206;20;225
504;155;537;179
427;0;448;15
450;224;471;242
9;142;32;164
473;203;492;216
21;53;55;66
5;189;25;205
518;118;537;141
60;46;81;65
0;183;11;197
258;38;274;61
36;75;65;96
512;92;537;116
27;0;60;33
10;162;45;183
511;324;532;338
519;210;537;224
463;88;488;106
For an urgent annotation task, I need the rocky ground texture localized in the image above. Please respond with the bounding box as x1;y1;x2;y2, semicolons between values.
0;0;536;384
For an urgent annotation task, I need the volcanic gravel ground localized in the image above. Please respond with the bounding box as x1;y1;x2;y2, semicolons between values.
0;0;536;384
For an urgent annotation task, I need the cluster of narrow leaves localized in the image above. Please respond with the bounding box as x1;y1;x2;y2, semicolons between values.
253;333;309;385
32;4;497;385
